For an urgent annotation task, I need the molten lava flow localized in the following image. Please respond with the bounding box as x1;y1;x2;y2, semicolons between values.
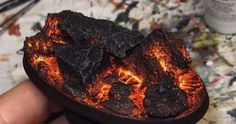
145;41;204;112
117;67;144;88
43;14;66;44
177;68;204;110
129;87;147;117
24;33;65;88
24;11;207;119
33;56;64;88
85;65;146;117
97;83;112;101
117;67;146;117
86;66;116;104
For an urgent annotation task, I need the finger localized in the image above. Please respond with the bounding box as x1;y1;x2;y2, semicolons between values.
0;79;60;124
49;115;69;124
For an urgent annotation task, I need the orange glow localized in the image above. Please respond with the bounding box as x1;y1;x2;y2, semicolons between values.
146;42;173;72
117;67;144;88
159;60;167;71
24;33;65;88
33;55;65;88
145;41;204;112
177;68;204;108
95;82;112;102
117;67;146;116
43;14;66;44
24;13;205;118
83;98;99;108
129;87;147;116
84;65;146;116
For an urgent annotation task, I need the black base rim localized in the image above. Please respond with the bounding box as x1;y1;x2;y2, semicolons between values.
23;55;209;124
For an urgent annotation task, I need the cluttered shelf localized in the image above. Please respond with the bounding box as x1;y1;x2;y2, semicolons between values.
0;0;236;124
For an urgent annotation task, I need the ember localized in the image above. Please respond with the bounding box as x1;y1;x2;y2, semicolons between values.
23;10;207;120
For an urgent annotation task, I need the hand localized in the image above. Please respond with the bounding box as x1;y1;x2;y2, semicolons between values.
0;80;69;124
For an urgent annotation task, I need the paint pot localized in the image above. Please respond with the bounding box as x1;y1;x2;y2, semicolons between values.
204;0;236;34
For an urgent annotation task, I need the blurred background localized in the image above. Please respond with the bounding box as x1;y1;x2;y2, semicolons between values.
0;0;236;124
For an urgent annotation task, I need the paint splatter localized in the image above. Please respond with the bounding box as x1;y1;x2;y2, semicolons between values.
0;53;10;62
8;23;21;36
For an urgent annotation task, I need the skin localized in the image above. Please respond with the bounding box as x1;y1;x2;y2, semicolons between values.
0;80;69;124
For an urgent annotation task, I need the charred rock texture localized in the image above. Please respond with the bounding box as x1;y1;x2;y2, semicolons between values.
23;10;206;119
55;45;106;87
102;82;135;115
144;81;187;118
60;11;125;44
102;73;119;83
103;98;136;115
109;82;133;99
101;31;144;58
141;51;189;118
24;33;55;56
63;74;86;96
144;28;191;68
42;12;70;44
142;55;188;118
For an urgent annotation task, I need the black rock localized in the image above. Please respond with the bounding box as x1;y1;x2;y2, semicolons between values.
58;10;76;19
144;82;187;118
147;28;168;42
103;82;135;115
102;73;119;83
60;11;124;44
63;77;86;96
109;82;133;99
103;98;136;115
101;31;144;58
55;45;105;87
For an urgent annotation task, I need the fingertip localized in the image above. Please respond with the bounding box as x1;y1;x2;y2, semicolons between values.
0;79;51;124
